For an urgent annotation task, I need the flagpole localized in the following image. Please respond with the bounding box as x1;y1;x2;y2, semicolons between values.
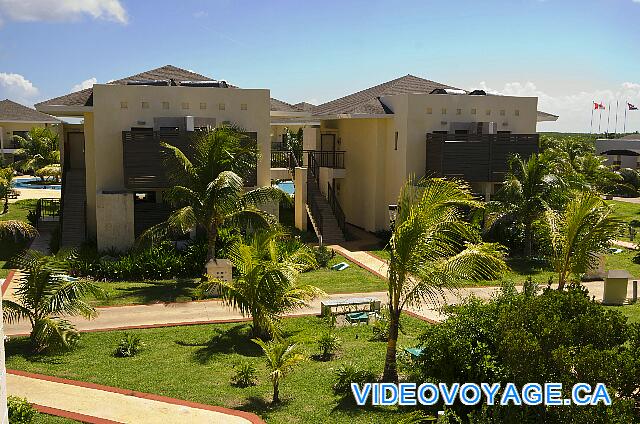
615;100;619;135
607;102;611;134
599;104;602;134
590;103;594;134
624;103;628;134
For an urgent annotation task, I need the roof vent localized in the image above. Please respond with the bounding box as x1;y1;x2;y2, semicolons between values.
469;90;487;96
126;80;170;86
180;80;229;88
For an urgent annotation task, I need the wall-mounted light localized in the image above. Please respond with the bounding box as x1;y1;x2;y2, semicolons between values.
388;204;398;229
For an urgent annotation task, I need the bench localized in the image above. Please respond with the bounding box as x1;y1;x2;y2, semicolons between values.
320;297;382;317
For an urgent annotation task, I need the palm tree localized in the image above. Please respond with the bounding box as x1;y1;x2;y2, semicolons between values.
489;154;563;258
383;177;507;383
13;127;60;177
200;230;324;338
0;166;15;214
253;338;304;404
2;250;102;352
543;192;622;290
139;126;285;266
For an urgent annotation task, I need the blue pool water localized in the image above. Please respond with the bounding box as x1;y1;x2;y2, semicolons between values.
12;177;61;190
275;181;294;195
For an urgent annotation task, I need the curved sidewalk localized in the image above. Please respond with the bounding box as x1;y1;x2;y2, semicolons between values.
8;370;263;424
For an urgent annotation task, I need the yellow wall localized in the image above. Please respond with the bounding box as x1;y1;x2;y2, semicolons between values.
0;121;61;165
87;84;271;249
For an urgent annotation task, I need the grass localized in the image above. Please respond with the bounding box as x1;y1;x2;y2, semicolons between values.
604;248;640;278
6;316;426;424
86;254;387;307
0;198;37;278
33;414;80;423
608;303;640;324
606;200;640;241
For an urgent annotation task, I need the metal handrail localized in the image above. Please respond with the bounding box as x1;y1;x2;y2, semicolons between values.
327;181;346;233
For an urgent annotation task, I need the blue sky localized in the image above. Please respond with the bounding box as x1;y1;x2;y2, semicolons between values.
1;0;639;132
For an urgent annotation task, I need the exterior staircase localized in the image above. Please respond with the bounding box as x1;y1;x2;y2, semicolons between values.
60;169;86;248
306;182;345;245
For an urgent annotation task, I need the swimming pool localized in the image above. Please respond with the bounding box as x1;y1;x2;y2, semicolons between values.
12;177;61;190
274;180;294;195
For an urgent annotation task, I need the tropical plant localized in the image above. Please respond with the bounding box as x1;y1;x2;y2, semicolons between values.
0;166;15;214
253;338;304;404
316;331;341;359
35;164;62;182
139;125;285;266
2;250;102;352
231;360;258;387
488;154;563;258
13;127;60;177
0;219;37;242
542;192;623;289
200;230;323;338
313;244;335;268
7;396;37;424
114;333;145;357
383;177;507;382
332;363;377;396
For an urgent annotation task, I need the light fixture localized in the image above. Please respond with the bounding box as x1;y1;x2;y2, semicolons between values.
388;204;398;228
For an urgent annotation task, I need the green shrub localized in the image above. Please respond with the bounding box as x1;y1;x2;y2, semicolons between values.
26;209;37;227
313;245;334;268
48;224;61;254
410;282;640;422
114;333;144;357
333;363;377;396
231;360;258;387
316;331;341;359
8;396;36;424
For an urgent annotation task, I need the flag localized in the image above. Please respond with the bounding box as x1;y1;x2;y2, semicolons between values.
629;102;638;111
594;102;605;110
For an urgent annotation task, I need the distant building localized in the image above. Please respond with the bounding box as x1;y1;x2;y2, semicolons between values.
596;134;640;169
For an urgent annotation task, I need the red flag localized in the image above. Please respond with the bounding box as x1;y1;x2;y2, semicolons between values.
594;102;605;110
629;102;638;111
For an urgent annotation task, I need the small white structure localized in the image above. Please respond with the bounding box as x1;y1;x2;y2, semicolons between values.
205;258;233;296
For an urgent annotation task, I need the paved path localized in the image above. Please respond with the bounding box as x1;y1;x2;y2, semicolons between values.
612;196;640;204
7;371;261;424
613;239;638;250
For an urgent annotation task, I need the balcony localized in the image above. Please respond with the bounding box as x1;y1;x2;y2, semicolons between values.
122;130;257;190
425;133;539;182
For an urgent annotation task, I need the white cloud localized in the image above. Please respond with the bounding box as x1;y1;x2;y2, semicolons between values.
0;0;128;24
71;77;97;92
474;81;640;133
0;72;39;105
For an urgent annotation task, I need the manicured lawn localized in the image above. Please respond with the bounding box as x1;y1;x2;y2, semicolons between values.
0;199;37;278
299;255;386;294
608;302;640;324
606;200;640;241
369;249;555;286
34;414;80;423
87;254;387;306
89;278;201;306
604;248;640;278
6;316;426;423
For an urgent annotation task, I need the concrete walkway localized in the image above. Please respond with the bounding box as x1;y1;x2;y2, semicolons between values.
613;239;638;250
7;370;261;424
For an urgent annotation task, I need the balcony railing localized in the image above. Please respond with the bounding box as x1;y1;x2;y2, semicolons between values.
122;130;257;190
270;150;303;170
426;133;539;182
308;150;345;169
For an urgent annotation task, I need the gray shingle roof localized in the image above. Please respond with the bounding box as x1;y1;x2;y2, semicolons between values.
293;102;315;112
312;74;458;116
0;99;59;122
37;64;295;113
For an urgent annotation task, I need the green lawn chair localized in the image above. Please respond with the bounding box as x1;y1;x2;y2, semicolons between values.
345;311;369;325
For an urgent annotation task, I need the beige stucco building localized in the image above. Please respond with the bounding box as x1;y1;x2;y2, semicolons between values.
0;99;60;166
34;67;556;249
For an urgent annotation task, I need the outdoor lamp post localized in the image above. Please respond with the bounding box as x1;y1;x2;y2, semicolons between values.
388;204;398;230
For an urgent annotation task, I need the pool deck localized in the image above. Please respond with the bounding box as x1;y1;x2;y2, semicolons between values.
10;176;61;203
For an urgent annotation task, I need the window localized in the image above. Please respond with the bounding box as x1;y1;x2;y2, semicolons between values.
497;130;511;134
486;109;491;116
120;101;128;109
141;101;149;109
500;109;506;116
241;103;248;111
471;108;477;115
515;109;520;116
181;102;189;110
219;103;226;111
433;130;448;134
456;108;462;115
200;102;207;110
441;108;447;115
455;129;469;135
426;107;432;114
162;101;170;110
394;131;398;150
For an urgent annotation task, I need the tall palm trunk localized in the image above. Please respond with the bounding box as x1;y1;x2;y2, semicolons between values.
524;221;533;258
382;310;400;383
207;225;218;262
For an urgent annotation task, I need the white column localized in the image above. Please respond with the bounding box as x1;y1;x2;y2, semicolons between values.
0;300;8;424
294;167;307;231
